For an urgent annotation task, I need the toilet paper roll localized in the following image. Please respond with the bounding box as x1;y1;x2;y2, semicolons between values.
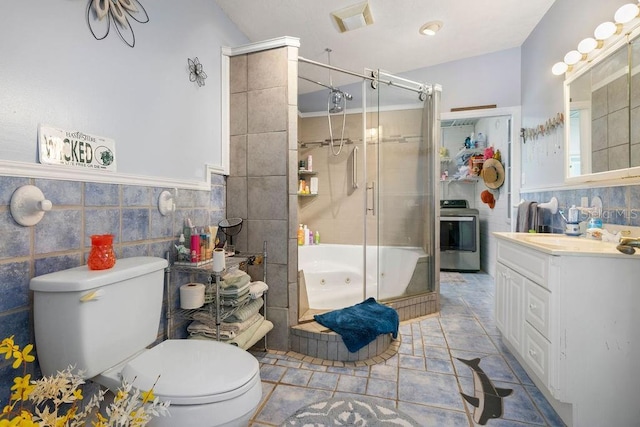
180;283;205;309
213;247;226;272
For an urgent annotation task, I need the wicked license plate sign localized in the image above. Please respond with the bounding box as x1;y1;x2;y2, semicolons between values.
38;125;117;171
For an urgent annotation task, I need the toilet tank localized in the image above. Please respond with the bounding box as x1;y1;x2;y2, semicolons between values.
30;256;168;378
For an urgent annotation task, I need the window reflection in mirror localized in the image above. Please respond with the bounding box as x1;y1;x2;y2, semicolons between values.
568;74;591;177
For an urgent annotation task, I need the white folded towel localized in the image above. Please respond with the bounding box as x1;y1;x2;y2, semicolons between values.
192;311;261;334
187;321;236;340
249;281;269;299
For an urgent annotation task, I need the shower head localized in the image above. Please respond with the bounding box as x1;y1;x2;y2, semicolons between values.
330;90;344;113
329;89;352;114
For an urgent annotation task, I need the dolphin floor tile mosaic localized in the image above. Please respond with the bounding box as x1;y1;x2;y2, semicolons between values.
249;272;565;426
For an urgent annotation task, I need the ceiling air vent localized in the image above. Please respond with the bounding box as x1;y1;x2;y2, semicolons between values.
331;1;374;33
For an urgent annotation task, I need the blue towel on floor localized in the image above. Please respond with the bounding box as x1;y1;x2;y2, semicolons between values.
314;297;399;353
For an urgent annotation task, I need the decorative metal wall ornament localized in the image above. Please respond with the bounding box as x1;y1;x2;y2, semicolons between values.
86;0;149;48
188;58;207;87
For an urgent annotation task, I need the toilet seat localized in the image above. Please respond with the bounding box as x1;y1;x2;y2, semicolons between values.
98;340;260;405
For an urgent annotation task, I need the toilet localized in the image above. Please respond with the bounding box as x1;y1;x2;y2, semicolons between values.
29;256;261;427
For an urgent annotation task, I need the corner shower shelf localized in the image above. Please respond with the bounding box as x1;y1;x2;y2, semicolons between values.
299;170;318;196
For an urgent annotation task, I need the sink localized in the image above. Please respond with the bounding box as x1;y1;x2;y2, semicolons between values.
521;235;610;251
493;232;628;256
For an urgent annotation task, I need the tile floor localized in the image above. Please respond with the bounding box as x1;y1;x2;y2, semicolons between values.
248;272;566;426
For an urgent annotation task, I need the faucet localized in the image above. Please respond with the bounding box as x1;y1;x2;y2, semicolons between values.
616;237;640;255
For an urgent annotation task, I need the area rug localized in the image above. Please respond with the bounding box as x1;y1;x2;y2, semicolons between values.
440;271;466;283
281;396;419;426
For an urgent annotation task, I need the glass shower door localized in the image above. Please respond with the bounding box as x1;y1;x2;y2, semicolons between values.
364;71;439;302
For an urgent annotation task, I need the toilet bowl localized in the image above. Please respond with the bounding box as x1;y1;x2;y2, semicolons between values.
94;340;261;427
29;257;263;427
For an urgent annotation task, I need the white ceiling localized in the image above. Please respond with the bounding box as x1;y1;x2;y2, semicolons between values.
215;0;557;94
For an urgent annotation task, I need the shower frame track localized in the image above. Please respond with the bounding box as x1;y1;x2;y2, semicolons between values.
298;56;428;97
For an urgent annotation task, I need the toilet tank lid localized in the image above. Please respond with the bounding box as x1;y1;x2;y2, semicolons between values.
30;257;168;292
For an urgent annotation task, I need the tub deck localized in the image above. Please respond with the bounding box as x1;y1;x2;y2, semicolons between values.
289;320;400;364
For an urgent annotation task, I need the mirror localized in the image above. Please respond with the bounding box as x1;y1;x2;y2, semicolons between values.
565;29;640;182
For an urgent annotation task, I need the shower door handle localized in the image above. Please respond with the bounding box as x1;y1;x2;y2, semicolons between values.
352;146;359;189
367;182;375;216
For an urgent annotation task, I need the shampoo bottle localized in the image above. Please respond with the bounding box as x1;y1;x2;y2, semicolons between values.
190;234;200;262
314;230;320;245
297;224;304;246
303;225;309;245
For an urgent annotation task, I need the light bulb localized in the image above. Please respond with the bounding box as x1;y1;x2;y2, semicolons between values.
564;50;583;65
614;3;639;24
594;21;618;40
552;62;569;76
577;37;599;54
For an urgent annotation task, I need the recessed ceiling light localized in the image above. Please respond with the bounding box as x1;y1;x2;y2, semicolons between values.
331;1;374;33
419;21;443;36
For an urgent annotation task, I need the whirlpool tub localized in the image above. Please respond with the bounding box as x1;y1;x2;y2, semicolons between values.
298;244;429;310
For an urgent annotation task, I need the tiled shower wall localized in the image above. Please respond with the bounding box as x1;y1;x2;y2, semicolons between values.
226;45;299;351
0;175;226;395
298;109;426;247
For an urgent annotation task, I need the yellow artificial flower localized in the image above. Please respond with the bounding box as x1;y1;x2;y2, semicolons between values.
11;344;34;369
115;389;127;402
1;335;168;426
10;374;34;401
60;406;78;425
0;336;18;361
91;412;107;427
0;411;35;427
16;411;35;426
140;389;155;403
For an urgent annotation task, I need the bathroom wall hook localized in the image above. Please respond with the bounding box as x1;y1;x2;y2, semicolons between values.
538;196;558;214
10;185;53;226
158;190;176;216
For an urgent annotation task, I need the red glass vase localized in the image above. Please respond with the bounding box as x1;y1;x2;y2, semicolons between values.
88;234;116;270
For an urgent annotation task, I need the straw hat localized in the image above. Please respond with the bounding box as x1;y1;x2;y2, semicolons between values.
481;158;505;189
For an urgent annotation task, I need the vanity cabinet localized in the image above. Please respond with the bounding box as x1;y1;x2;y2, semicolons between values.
495;262;525;356
494;234;640;427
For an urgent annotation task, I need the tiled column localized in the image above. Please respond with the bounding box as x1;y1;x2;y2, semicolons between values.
228;44;298;350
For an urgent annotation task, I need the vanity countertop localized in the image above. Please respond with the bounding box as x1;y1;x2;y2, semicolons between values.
493;232;640;258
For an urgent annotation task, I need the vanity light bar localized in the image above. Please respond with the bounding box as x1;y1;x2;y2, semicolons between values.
551;2;640;76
